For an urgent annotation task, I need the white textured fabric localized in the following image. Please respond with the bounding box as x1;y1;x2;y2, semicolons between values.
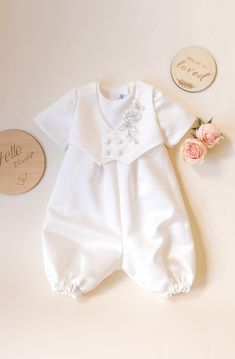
34;80;196;299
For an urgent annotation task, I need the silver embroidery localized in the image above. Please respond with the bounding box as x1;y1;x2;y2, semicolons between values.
118;98;145;144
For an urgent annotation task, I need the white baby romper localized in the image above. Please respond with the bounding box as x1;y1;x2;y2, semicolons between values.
34;80;196;299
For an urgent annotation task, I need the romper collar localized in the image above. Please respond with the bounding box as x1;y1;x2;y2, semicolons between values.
68;81;164;166
95;81;137;131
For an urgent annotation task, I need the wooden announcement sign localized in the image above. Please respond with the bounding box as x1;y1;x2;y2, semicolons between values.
171;46;217;92
0;129;45;195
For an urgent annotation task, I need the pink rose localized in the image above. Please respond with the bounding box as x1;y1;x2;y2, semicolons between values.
180;138;207;164
196;123;222;148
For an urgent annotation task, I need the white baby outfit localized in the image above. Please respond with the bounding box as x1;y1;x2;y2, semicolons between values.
34;80;196;299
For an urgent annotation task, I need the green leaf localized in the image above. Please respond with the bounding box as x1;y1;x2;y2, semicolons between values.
197;117;205;126
194;118;200;127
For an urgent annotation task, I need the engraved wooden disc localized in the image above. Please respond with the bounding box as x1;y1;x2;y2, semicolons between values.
170;46;217;92
0;129;45;195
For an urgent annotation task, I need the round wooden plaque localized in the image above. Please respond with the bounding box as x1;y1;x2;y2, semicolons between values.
170;46;217;92
0;129;45;195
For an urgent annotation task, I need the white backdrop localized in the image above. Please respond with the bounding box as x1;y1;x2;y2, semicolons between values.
0;1;235;358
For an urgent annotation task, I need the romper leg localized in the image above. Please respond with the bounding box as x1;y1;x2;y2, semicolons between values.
119;146;196;297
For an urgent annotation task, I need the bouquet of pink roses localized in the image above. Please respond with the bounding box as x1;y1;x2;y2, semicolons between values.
179;117;224;164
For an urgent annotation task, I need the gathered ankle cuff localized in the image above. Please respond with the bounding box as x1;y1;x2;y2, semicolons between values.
168;280;192;296
51;280;81;299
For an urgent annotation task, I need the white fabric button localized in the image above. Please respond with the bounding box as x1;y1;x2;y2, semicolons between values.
117;139;123;144
105;150;111;156
117;150;123;156
105;138;111;145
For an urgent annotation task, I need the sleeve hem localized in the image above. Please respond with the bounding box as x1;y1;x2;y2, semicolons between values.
33;87;79;151
166;113;196;148
33;113;68;151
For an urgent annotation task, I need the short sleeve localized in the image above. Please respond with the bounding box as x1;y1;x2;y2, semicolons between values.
33;87;78;150
153;89;196;148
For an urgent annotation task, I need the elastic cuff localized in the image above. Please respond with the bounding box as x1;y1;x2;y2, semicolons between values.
168;280;192;296
51;280;81;299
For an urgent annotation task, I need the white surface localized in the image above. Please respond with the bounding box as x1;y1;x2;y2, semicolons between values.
0;1;234;358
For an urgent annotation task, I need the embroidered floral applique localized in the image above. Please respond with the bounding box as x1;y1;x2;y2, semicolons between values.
118;98;145;144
